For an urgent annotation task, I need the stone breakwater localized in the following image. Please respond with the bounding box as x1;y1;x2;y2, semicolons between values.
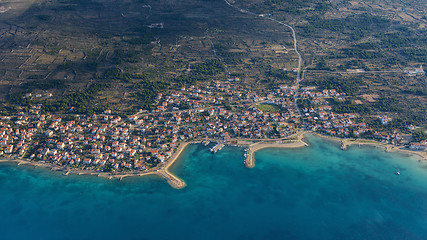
245;140;308;168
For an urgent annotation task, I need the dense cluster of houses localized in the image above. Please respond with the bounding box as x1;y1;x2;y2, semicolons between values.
302;100;368;136
0;80;425;172
300;96;412;145
299;87;346;99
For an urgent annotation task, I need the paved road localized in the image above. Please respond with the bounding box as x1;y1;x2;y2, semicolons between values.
306;70;406;74
223;0;304;120
223;0;302;82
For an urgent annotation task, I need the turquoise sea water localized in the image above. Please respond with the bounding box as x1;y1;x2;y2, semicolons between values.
1;134;427;240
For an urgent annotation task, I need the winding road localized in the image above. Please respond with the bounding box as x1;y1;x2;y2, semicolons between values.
223;0;304;119
223;0;302;82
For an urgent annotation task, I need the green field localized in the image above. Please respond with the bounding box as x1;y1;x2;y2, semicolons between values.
256;104;281;112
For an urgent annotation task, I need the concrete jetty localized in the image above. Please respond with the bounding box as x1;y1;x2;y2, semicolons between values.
210;143;225;153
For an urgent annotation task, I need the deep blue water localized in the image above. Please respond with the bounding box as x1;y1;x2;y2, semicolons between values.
1;134;427;240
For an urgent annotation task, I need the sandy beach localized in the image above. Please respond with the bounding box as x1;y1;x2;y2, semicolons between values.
245;138;309;168
77;142;191;188
158;141;190;189
93;142;191;188
244;131;427;168
0;143;189;189
312;132;427;161
2;133;426;188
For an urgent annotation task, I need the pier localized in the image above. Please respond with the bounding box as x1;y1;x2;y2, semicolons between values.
341;141;347;150
158;170;186;189
210;143;225;153
245;147;255;168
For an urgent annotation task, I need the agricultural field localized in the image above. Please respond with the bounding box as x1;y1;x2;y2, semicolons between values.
0;0;425;126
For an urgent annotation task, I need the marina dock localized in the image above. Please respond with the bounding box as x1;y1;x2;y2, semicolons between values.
210;143;225;153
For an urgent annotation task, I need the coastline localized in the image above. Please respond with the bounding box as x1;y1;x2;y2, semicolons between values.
0;157;161;179
244;130;426;168
105;142;191;188
0;142;191;189
157;141;190;189
311;132;427;161
245;132;309;168
2;132;426;188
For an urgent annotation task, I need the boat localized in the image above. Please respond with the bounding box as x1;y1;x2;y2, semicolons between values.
396;169;400;175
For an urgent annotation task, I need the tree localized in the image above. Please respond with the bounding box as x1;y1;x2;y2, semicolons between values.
412;129;427;142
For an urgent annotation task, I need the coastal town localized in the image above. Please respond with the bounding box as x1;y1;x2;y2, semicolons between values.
2;0;427;239
1;76;426;188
